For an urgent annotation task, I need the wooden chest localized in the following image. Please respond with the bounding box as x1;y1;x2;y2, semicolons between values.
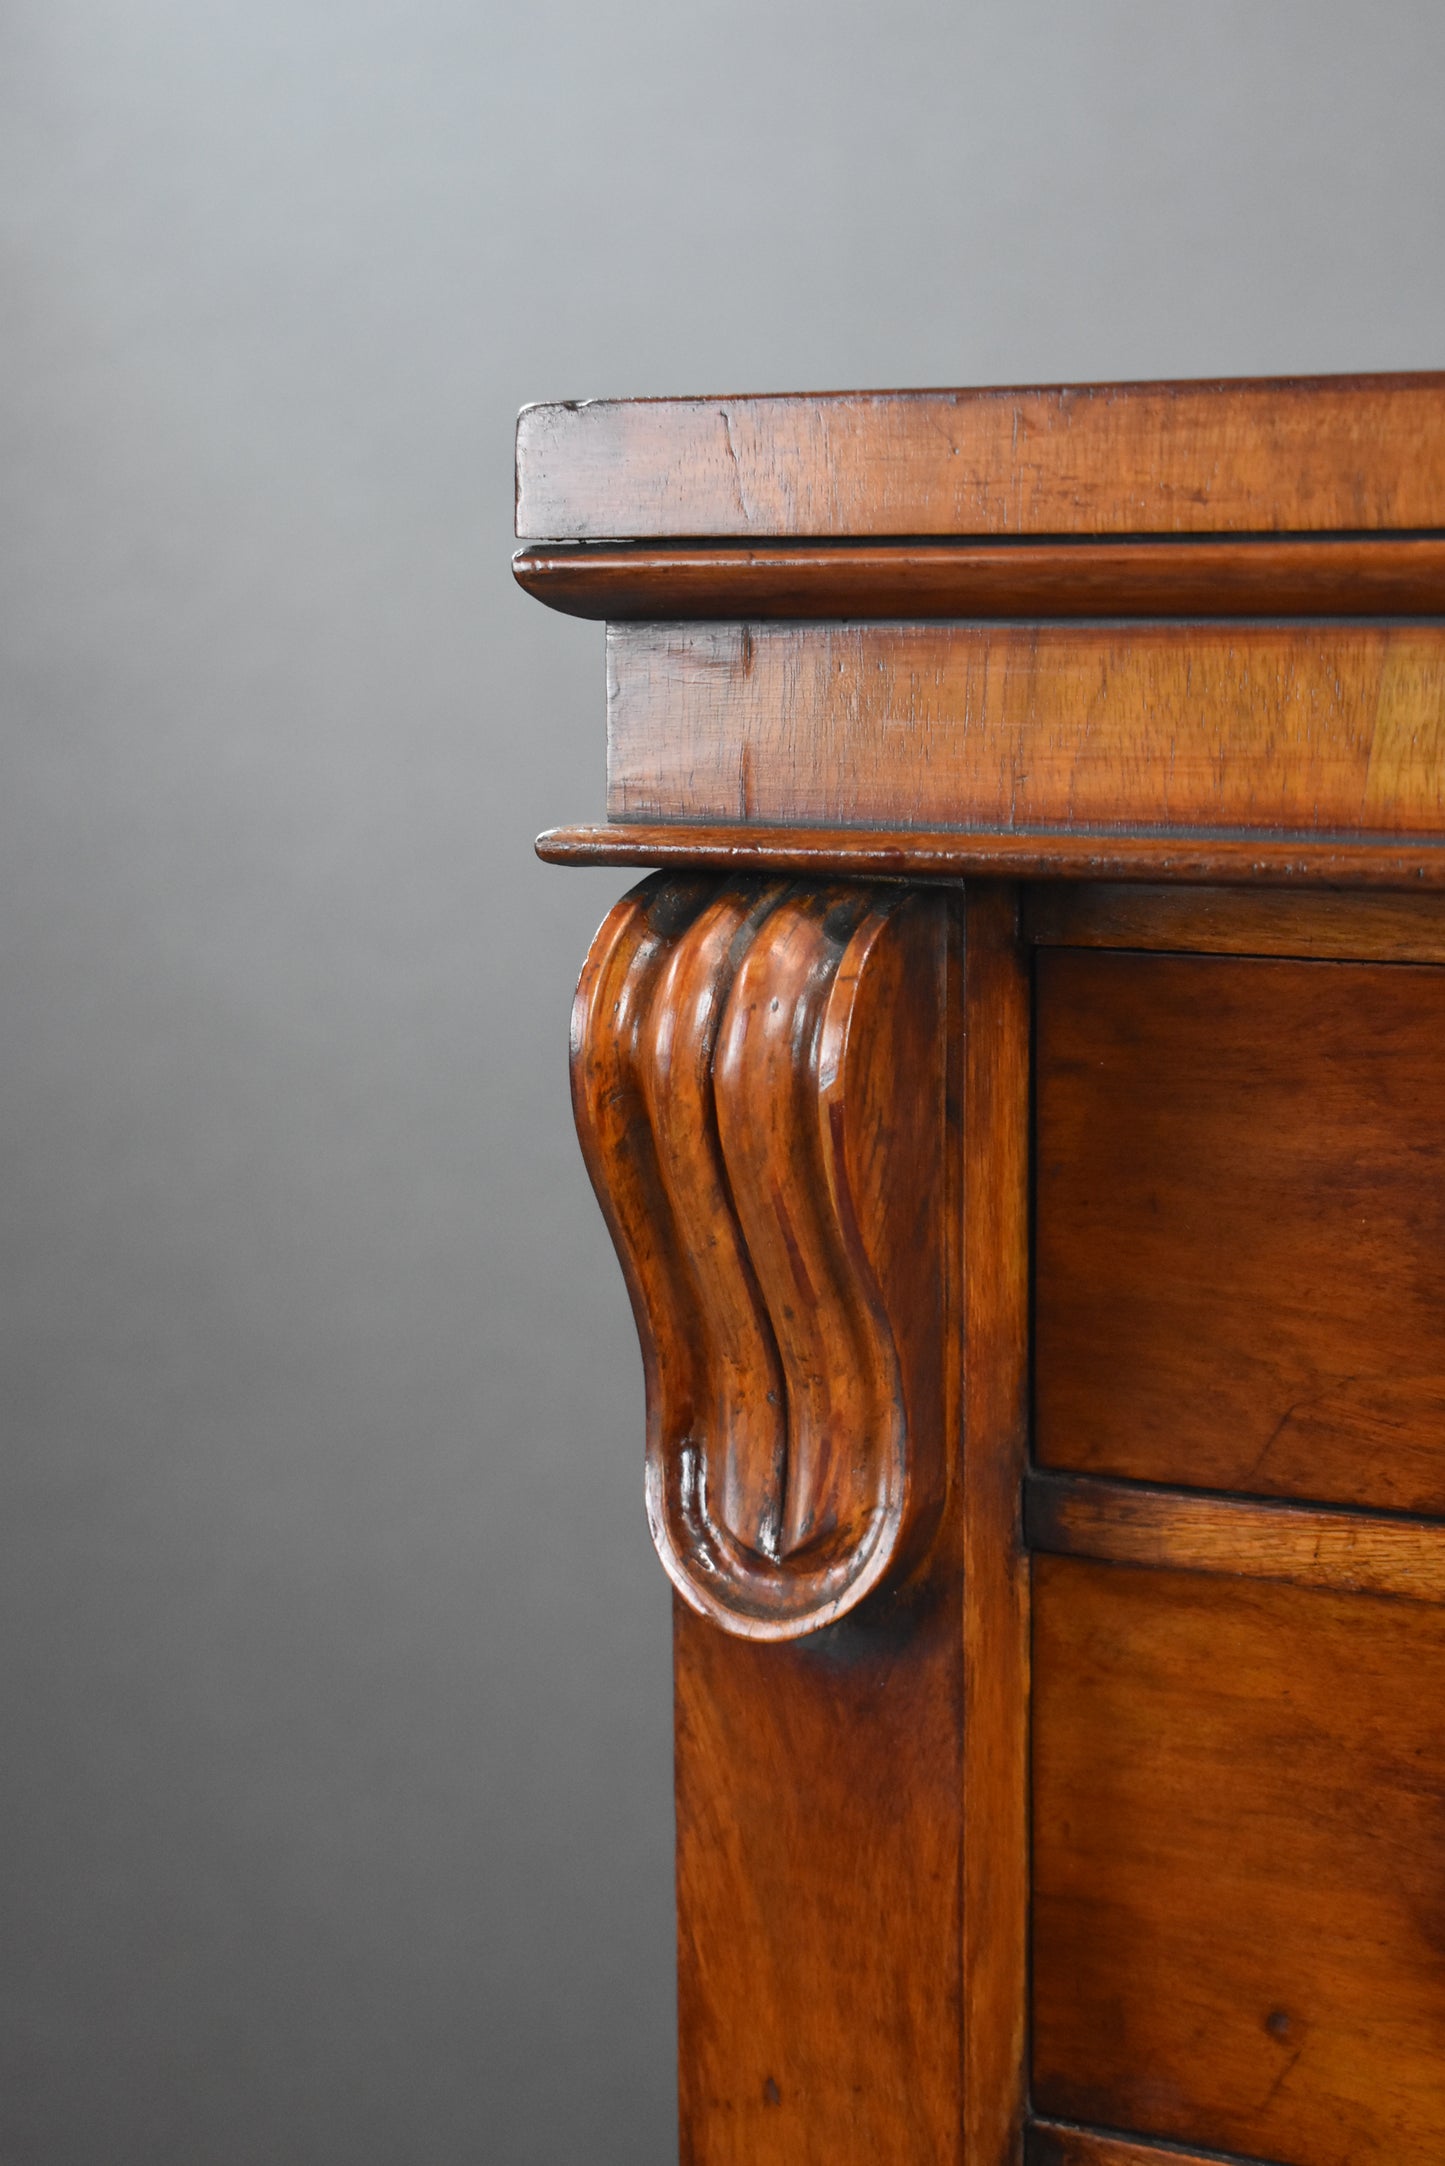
517;372;1445;2166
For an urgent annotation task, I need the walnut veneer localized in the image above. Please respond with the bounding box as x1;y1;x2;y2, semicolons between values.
520;371;1445;2166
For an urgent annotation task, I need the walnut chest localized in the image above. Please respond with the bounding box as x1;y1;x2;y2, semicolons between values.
517;372;1445;2166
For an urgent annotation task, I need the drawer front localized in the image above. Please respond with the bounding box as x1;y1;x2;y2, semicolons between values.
1035;948;1445;1513
1032;1556;1445;2165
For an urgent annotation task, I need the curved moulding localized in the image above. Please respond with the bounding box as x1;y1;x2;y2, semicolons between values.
570;873;950;1641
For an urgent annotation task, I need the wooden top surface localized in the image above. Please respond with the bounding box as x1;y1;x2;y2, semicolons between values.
515;372;1445;540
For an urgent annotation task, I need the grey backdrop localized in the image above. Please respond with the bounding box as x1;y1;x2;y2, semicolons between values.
3;3;1444;2160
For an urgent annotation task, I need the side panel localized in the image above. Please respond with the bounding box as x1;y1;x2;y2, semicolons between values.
674;1596;965;2165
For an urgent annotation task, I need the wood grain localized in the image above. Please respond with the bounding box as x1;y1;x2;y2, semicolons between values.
515;373;1445;538
514;535;1445;620
525;370;1445;2165
670;886;1037;2163
605;621;1445;836
674;1589;966;2166
672;887;967;2165
1026;2125;1277;2166
570;875;948;1638
1035;950;1445;1514
1025;882;1445;959
538;822;1445;891
960;888;1031;2166
1032;1558;1445;2164
1026;1471;1445;1605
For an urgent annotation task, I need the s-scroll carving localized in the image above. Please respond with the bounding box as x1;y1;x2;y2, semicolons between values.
570;874;949;1640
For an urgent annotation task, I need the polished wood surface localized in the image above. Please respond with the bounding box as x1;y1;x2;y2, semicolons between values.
1027;1470;1445;1605
959;889;1031;2166
1026;881;1445;958
661;888;1038;2164
514;533;1445;619
606;621;1445;835
528;372;1445;2166
673;887;966;2163
1027;2125;1276;2166
516;372;1445;539
1036;949;1445;1514
539;821;1445;891
570;875;947;1638
674;1587;967;2165
1033;1558;1445;2164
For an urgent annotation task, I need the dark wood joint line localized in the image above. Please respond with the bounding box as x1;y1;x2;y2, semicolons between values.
1025;2116;1285;2166
570;872;950;1639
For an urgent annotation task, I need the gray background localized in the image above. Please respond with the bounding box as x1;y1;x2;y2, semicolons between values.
3;3;1443;2160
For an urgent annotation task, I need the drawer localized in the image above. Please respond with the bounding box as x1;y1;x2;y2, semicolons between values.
1032;1556;1445;2165
1035;948;1445;1514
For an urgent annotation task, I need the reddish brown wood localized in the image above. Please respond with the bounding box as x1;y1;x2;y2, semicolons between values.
515;373;1445;539
538;822;1445;891
1025;881;1445;958
959;888;1031;2166
674;1587;967;2166
1026;2125;1275;2166
672;885;968;2164
528;372;1445;2166
605;621;1445;835
669;883;1032;2166
514;533;1445;619
1026;1470;1445;1605
1035;949;1445;1514
570;875;948;1638
1032;1558;1445;2164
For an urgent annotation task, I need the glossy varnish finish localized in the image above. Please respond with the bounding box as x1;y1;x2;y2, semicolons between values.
1026;1469;1445;1607
514;534;1445;620
526;373;1445;2166
1025;880;1445;958
1035;948;1445;1514
671;888;1033;2165
1026;2126;1277;2166
672;886;967;2163
516;372;1445;538
1032;1557;1445;2164
570;874;948;1638
539;822;1445;892
958;889;1031;2166
674;1587;968;2165
605;620;1445;835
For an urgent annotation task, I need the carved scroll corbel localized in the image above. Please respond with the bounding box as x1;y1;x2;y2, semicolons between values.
570;873;949;1641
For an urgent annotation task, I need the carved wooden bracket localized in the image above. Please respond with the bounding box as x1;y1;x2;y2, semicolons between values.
570;874;949;1640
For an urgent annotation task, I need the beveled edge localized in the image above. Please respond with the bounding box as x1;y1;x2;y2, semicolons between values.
537;822;1445;891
